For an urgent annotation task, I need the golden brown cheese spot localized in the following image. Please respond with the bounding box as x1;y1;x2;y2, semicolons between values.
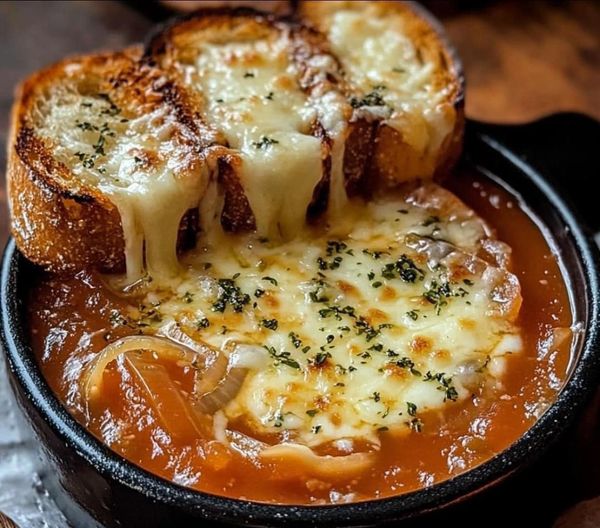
459;318;476;331
274;75;295;91
383;364;411;381
314;395;331;411
337;280;359;297
410;335;432;355
263;293;280;309
434;349;451;363
381;285;397;301
330;412;342;427
307;360;332;373
367;308;388;325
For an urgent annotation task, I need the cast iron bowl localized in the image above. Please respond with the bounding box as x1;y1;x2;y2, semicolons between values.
1;114;600;528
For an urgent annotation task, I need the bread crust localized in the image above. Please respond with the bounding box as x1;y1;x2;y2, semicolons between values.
146;7;349;229
299;0;465;187
8;49;204;272
7;4;465;273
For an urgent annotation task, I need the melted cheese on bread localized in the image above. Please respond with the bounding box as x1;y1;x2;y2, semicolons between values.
179;32;346;239
325;5;456;159
114;185;522;448
33;83;208;281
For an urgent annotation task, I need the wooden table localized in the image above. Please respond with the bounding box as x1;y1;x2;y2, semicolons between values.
0;1;598;526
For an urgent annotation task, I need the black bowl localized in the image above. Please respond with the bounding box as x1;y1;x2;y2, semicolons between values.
2;114;600;528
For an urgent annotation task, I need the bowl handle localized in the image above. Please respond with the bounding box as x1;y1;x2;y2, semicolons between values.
469;112;600;246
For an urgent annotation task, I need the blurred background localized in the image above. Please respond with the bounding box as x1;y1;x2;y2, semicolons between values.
0;2;598;527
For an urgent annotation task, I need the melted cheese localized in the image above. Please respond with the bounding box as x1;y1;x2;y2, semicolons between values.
326;8;455;157
35;87;207;281
121;186;523;448
185;37;324;239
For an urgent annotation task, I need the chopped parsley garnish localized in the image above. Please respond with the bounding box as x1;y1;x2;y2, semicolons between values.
317;255;343;270
350;90;387;108
406;402;418;417
423;279;453;315
212;277;251;313
372;391;381;403
306;409;319;417
252;136;279;149
311;351;331;366
363;249;389;259
265;346;301;370
243;71;255;78
406;309;420;320
265;91;275;100
326;240;348;256
97;93;121;116
254;288;265;298
311;425;322;434
392;357;422;376
262;276;278;286
308;279;329;303
196;317;210;329
355;317;392;342
382;255;424;283
261;318;279;331
423;371;459;401
289;332;302;348
318;304;356;321
182;291;194;303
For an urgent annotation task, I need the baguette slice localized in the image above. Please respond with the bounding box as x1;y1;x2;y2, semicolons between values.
146;7;352;237
299;0;465;188
8;49;214;277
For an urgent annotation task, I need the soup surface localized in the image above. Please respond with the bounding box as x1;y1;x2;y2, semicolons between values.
27;167;572;505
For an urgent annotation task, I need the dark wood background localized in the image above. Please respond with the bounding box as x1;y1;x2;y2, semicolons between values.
1;0;599;239
0;1;598;526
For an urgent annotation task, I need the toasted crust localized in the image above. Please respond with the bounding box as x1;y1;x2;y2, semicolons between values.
299;0;465;187
8;4;465;273
147;7;349;230
8;49;206;272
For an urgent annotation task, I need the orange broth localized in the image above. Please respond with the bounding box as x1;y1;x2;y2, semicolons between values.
27;170;573;504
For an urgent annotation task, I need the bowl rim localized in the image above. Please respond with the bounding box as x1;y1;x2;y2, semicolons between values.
2;129;600;526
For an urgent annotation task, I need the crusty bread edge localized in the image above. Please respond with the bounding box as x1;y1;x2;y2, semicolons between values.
7;49;199;273
298;0;465;187
7;53;129;273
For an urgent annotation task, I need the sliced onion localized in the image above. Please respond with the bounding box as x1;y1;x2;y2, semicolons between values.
195;366;247;414
82;325;265;420
193;344;267;414
80;335;199;403
260;443;377;478
158;321;227;395
125;352;210;439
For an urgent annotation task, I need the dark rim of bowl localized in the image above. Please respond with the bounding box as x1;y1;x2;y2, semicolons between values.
2;131;600;527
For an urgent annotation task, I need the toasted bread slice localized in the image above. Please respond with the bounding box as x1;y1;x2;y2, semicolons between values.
147;7;352;237
299;1;465;187
8;49;213;277
8;4;465;277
